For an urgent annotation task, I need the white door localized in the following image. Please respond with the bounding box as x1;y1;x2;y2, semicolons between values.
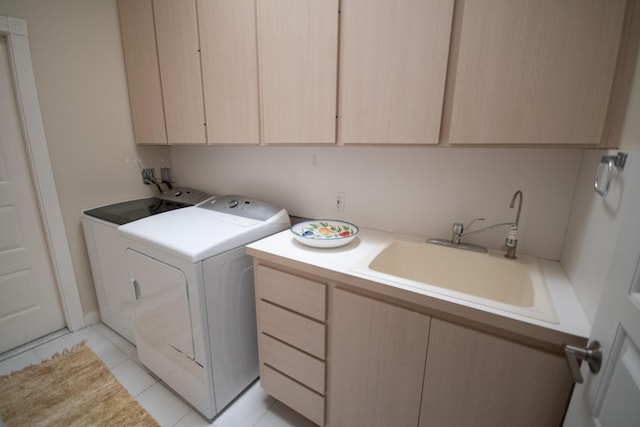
0;36;65;353
564;154;640;426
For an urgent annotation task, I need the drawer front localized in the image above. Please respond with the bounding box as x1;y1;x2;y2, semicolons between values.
256;265;326;321
260;364;324;426
258;300;325;359
260;333;325;394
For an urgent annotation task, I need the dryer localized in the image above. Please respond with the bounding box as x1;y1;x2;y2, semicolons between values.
82;188;211;342
118;195;289;420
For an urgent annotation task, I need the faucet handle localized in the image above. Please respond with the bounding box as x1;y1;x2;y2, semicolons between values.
465;217;486;231
452;222;464;244
452;218;485;244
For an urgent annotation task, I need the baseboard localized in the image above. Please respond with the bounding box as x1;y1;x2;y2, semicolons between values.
83;311;101;326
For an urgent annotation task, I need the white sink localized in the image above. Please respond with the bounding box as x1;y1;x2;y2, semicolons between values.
355;240;558;323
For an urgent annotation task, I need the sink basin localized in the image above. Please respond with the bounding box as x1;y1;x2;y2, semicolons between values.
355;241;558;323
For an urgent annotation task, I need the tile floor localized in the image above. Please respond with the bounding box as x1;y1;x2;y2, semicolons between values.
0;323;317;427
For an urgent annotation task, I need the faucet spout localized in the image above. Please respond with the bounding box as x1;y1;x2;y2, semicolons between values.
505;190;523;259
509;190;523;227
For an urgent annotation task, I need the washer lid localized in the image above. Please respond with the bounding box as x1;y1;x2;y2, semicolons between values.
82;198;189;225
118;205;289;262
82;187;212;225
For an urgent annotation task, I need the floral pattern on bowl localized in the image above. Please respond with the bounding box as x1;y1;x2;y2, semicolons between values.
291;220;359;248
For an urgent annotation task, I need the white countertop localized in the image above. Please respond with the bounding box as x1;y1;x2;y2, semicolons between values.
247;227;592;341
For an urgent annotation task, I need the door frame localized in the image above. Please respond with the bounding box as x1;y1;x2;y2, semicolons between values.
0;16;84;331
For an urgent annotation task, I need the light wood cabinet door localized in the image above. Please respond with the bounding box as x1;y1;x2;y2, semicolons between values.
153;0;206;144
328;288;430;427
118;0;167;144
420;319;573;427
198;0;260;144
339;0;454;144
257;0;339;144
447;0;627;145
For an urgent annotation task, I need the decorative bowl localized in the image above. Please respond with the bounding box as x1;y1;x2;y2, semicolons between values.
290;220;359;248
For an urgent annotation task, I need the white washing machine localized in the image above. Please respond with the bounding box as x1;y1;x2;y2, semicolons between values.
118;195;290;420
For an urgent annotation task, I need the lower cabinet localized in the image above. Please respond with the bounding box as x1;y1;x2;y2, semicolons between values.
328;288;431;427
253;261;575;426
254;264;326;426
420;319;573;427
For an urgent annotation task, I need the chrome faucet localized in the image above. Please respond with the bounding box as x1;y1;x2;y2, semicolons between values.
427;190;524;258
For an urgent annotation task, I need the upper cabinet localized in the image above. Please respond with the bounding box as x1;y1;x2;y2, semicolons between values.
154;0;206;144
118;0;167;144
197;0;260;144
257;0;339;144
119;0;206;144
338;0;454;144
445;0;628;145
119;0;635;146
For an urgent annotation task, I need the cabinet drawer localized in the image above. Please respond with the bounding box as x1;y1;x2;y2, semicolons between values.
260;333;325;394
258;301;325;359
260;364;324;426
256;265;325;321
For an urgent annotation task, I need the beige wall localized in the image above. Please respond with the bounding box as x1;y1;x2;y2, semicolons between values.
171;145;582;261
0;0;170;319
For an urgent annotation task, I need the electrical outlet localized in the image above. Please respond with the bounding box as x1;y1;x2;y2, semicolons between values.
335;192;345;212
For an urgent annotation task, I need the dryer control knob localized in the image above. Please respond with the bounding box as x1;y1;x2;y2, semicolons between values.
228;199;239;208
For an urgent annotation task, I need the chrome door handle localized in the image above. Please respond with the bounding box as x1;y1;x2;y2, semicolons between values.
565;341;602;383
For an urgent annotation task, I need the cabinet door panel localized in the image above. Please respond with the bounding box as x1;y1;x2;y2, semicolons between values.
118;0;167;144
339;0;454;144
258;0;338;144
328;288;430;426
448;0;626;145
198;0;260;144
420;319;573;427
154;0;206;144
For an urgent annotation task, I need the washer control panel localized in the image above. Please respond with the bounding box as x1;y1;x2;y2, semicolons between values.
156;187;212;206
199;195;284;221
